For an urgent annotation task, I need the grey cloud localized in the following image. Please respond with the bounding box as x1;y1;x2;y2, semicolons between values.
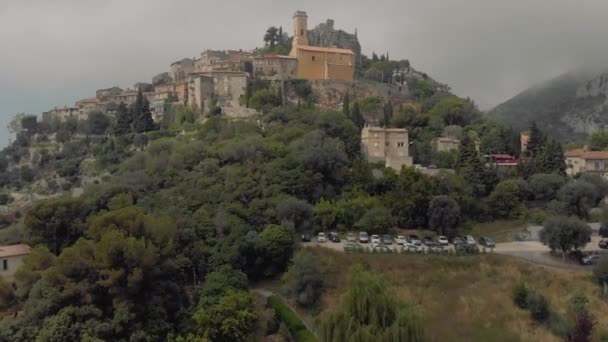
2;0;608;145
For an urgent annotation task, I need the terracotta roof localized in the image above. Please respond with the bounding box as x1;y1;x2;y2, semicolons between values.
583;151;608;159
0;244;30;258
296;45;354;55
565;149;586;157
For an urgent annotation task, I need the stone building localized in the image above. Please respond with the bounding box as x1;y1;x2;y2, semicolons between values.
432;137;460;152
289;11;355;80
520;131;530;153
361;126;413;171
170;58;196;82
0;244;30;278
96;86;122;99
253;55;298;80
188;71;248;116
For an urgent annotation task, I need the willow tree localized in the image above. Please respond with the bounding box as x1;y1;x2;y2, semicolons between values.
320;265;423;342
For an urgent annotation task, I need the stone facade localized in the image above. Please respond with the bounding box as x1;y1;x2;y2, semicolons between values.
289;11;354;81
432;137;460;152
170;58;196;82
253;55;298;80
188;71;248;116
361;126;413;171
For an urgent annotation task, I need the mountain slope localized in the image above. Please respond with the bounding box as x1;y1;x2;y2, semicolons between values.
488;68;608;141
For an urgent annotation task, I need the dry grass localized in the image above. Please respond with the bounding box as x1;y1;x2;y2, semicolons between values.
307;248;608;342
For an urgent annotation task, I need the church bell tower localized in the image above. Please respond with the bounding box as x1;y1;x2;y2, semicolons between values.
291;11;308;56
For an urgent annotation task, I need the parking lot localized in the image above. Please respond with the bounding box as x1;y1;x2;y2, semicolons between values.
302;233;608;269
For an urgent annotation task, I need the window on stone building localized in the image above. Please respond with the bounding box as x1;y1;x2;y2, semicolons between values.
2;260;6;271
397;142;405;147
301;29;304;35
312;56;316;62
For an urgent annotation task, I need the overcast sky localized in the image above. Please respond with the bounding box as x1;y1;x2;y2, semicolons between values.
1;0;607;146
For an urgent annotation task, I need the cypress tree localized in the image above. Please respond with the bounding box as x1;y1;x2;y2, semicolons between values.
342;91;350;116
113;102;132;135
132;90;154;133
526;122;544;157
383;102;393;126
350;102;364;130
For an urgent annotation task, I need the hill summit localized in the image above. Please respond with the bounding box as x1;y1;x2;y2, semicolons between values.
488;67;608;141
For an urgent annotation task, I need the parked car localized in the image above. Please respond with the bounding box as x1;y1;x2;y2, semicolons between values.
479;237;495;248
408;235;421;245
382;234;393;245
301;233;311;242
346;232;356;242
403;242;423;253
429;243;447;253
329;232;341;243
359;231;369;243
599;238;608;249
371;234;381;244
344;242;361;253
464;235;477;246
317;232;326;243
395;235;407;245
371;243;389;252
422;236;434;246
451;236;464;245
581;254;601;265
436;236;449;246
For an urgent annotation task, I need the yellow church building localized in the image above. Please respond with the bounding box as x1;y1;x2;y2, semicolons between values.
289;11;355;81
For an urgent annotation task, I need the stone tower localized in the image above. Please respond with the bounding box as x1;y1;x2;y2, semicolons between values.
291;11;308;53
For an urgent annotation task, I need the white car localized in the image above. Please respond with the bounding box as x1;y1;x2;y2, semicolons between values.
359;231;369;243
403;242;422;253
317;232;327;243
464;235;476;246
395;235;407;245
437;236;449;246
371;234;381;244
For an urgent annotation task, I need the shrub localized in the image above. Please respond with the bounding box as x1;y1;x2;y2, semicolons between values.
513;282;532;309
267;296;317;342
527;293;550;322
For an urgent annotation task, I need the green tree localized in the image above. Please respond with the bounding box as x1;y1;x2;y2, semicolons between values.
14;245;56;299
24;197;93;254
540;216;592;261
342;91;350;116
488;180;524;219
132;90;154;133
525;122;544;157
529;173;566;202
320;265;423;342
354;206;394;234
193;290;257;342
276;196;313;232
259;224;295;277
593;256;608;296
86;111;110;135
589;130;608;151
263;26;279;47
557;180;599;219
349;102;364;130
114;102;132;135
427;195;460;235
283;250;324;308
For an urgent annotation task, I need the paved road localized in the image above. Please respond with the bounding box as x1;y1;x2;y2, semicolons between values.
302;235;607;270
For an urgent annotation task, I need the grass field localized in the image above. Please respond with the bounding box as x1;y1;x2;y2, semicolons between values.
305;248;608;342
468;220;527;242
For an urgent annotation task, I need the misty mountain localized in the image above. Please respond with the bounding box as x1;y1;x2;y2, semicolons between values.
488;68;608;142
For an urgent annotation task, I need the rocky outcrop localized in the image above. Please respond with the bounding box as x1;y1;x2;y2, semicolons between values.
488;69;608;141
307;19;361;61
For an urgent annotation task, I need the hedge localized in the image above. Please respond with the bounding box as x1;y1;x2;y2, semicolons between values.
267;295;318;342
